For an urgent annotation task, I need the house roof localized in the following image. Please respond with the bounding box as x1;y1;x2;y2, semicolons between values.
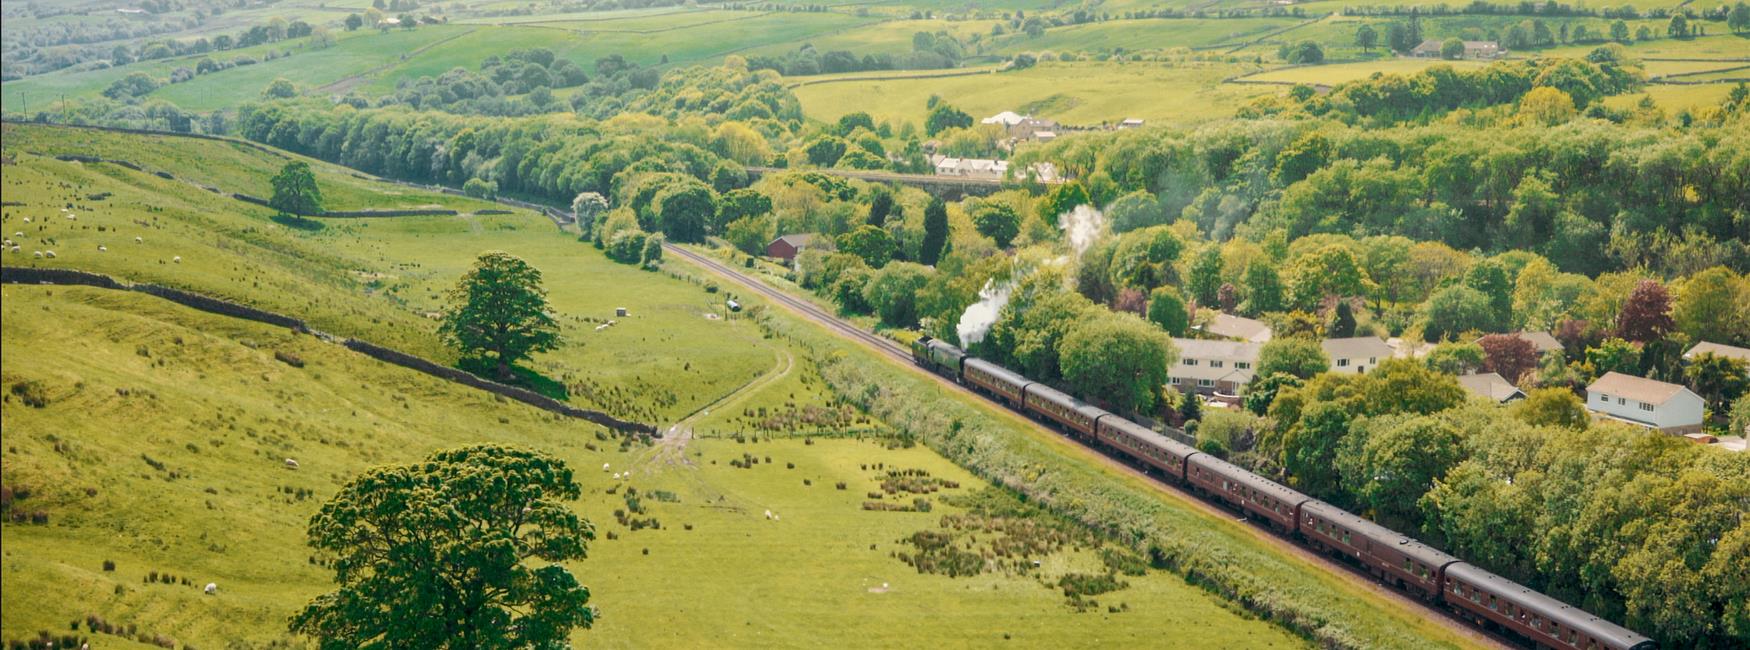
769;233;815;248
1322;336;1393;361
981;111;1026;126
1586;371;1693;406
1205;313;1272;342
1172;338;1262;361
1473;331;1563;353
1457;373;1525;403
1685;341;1750;363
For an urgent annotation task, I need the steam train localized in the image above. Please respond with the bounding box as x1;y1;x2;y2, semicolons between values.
911;336;1654;650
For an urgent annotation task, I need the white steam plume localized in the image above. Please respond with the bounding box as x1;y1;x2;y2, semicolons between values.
956;278;1014;348
1059;204;1104;257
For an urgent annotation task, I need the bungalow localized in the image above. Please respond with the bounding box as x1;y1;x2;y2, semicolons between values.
765;233;817;261
1169;338;1261;397
1585;371;1706;435
1683;341;1750;364
1410;39;1506;60
1457;373;1526;404
1322;336;1394;374
933;156;1009;180
1201;313;1272;343
1117;118;1145;129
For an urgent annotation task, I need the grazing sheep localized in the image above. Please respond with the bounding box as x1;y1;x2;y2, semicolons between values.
135;236;144;243
13;231;23;237
172;256;182;263
33;251;43;258
284;458;299;470
8;246;17;253
204;583;217;595
763;509;773;520
66;214;76;221
20;217;29;223
773;513;780;521
612;473;621;480
98;245;107;252
602;463;610;471
45;250;56;258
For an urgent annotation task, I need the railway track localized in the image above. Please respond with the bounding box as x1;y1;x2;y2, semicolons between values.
663;242;1514;649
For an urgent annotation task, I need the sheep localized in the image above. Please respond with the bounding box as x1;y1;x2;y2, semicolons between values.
33;251;43;258
66;214;77;221
20;217;29;223
284;458;300;470
135;236;144;243
204;583;218;595
172;256;182;263
763;509;772;519
612;473;622;480
97;245;107;252
13;231;23;237
602;463;610;472
45;250;56;258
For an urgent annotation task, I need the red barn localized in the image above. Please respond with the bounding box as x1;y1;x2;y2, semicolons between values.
765;234;816;261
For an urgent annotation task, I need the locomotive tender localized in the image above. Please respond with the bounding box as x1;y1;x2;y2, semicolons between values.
911;335;1653;650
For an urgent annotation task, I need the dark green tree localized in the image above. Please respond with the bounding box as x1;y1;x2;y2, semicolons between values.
1241;260;1284;315
1257;337;1329;380
270;161;323;216
866;188;894;227
439;252;561;380
1283;401;1350;497
972;202;1020;248
1330;301;1357;338
1147;286;1190;336
1186;246;1223;307
1355;24;1379;51
925;103;973;136
919;197;949;265
837;225;896;268
1059;314;1176;414
653;184;716;243
291;445;595;649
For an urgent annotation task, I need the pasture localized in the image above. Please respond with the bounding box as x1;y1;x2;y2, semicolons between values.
987;17;1305;55
1236;58;1489;85
794;60;1279;126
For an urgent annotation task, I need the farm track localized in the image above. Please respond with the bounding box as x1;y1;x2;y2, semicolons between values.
662;242;1509;650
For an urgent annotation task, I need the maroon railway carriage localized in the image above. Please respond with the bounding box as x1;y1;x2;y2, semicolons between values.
961;358;1030;405
1096;416;1197;482
1186;453;1310;531
1443;563;1655;650
1022;383;1105;438
1300;500;1457;601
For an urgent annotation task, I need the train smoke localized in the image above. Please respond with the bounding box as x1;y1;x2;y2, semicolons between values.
956;278;1014;348
1059;204;1105;257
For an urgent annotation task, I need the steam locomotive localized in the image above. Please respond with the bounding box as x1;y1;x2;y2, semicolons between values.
912;335;1654;650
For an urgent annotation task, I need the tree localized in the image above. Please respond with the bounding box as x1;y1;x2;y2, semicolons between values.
1186;247;1223;307
653;184;715;243
1147;286;1190;336
1441;38;1466;60
1611;20;1631;42
924;103;972;136
1464;258;1513;328
1039;181;1091;226
1241;260;1284;315
344;13;364;31
972;203;1020;248
571;192;608;239
1519;86;1578;125
1668;14;1690;38
1674;267;1748;346
1283;401;1349;497
270;161;323;216
1059;314;1177;414
1478;334;1539;384
291;445;594;649
262;77;298;99
715;188;772;231
462;177;497;200
1258;337;1329;380
919;197;949;266
1343;414;1462;530
804;135;848;167
1274;132;1331;184
1424;341;1485;375
863;262;932;327
1732;2;1750;33
837;225;896;268
1685;353;1749;411
439;252;561;380
866;189;894;227
1423;285;1494;342
1616;279;1675;343
1179;390;1203;424
1356;24;1379;51
1281;40;1325;64
1512;387;1589;429
1364;358;1466;415
1329;301;1357;338
1586;337;1642;377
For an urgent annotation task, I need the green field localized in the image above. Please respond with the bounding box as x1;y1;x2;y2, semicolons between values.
1535;32;1750;60
1238;58;1490;85
741;18;1006;58
1603;82;1743;112
989;17;1304;55
794;60;1278;126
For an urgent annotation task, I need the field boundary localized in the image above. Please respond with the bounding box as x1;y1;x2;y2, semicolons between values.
0;265;654;434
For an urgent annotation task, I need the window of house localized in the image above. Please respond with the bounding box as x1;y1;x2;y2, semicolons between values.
1639;402;1654;412
1210;360;1224;368
1598;394;1608;402
1337;358;1350;367
1369;357;1377;364
1183;359;1199;366
1235;361;1251;369
1618;397;1626;405
1198;379;1214;387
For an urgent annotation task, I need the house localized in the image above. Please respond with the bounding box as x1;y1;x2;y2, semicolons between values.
1473;331;1563;354
1683;341;1750;364
1457;373;1526;404
1008;117;1058;141
765;234;817;261
1585;372;1706;435
1322;336;1394;374
981;111;1026;126
1117;118;1145;129
1201;313;1272;343
1410;39;1506;59
1169;338;1261;397
1387;337;1436;359
932;156;1009;180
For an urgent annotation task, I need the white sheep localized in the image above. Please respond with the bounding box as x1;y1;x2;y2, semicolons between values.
763;509;773;520
97;245;107;252
773;513;780;521
20;217;29;223
284;458;300;470
45;251;56;258
13;231;22;237
135;236;144;243
204;583;218;595
33;251;43;258
172;256;182;263
66;214;76;221
612;472;621;480
602;463;610;471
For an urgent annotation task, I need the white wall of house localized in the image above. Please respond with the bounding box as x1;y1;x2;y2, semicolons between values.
1586;388;1705;431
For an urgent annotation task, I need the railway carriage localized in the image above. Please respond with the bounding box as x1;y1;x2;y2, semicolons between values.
1300;500;1457;601
1022;384;1106;437
961;358;1030;405
1442;563;1655;650
1186;454;1310;531
1096;416;1196;481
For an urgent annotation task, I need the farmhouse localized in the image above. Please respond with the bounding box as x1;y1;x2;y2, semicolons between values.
1585;371;1706;435
1169;338;1261;397
1118;118;1145;129
1410;39;1506;59
1683;341;1750;364
1201;313;1272;343
1457;373;1526;404
1322;336;1394;374
765;233;817;261
933;156;1009;180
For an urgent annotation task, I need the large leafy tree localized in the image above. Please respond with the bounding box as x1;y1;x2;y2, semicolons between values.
1675;267;1748;346
571;192;608;239
1478;333;1539;384
1422;285;1494;342
291;445;595;649
653;183;716;243
1616;279;1675;343
440;252;561;380
919;197;949;266
270;161;324;216
1338;414;1462;531
837;225;896;268
1257;337;1329;380
972;202;1020;248
1058;313;1177;414
1147;286;1189;336
1241;260;1284;315
1685;353;1749;412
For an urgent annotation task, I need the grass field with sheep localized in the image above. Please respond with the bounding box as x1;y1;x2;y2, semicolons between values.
0;124;1339;648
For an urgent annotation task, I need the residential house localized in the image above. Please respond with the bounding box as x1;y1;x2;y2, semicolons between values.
1584;371;1706;435
1410;39;1506;59
765;234;817;261
1473;331;1563;355
1323;336;1394;374
1457;373;1526;404
1683;341;1750;364
981;111;1026;126
1201;313;1272;343
932;156;1009;180
1169;338;1261;397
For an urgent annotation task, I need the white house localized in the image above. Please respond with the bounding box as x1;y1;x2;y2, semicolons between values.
1683;341;1750;364
932;156;1009;180
1457;372;1525;404
1585;371;1706;435
981;111;1026;126
1322;336;1394;374
1169;338;1261;397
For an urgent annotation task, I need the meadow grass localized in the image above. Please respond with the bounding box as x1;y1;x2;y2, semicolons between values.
989;17;1304;54
1238;57;1489;84
1602;82;1742;111
794;60;1278;126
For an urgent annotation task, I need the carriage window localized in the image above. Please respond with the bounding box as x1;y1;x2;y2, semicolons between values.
1488;596;1498;611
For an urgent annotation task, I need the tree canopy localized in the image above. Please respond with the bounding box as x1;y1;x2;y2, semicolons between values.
440;252;561;380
